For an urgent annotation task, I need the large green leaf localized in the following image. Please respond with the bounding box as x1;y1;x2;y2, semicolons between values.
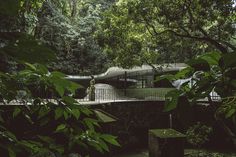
51;78;68;97
98;139;109;152
50;75;80;97
71;109;81;120
62;96;77;105
55;108;64;120
55;124;66;132
80;107;93;116
164;89;182;112
55;84;65;97
101;134;120;146
187;58;210;72
175;67;194;79
84;118;99;131
199;52;221;65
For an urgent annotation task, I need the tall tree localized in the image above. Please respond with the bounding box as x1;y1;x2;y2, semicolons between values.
97;0;236;67
36;0;115;75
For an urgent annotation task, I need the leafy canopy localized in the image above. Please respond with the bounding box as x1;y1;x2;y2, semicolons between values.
97;0;236;67
0;1;119;156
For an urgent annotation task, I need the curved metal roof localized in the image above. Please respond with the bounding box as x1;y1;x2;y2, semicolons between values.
66;63;187;80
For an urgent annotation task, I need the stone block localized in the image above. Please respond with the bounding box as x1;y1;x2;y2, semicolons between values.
149;129;185;157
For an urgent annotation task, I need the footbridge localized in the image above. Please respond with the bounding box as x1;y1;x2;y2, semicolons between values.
66;63;187;100
66;63;187;88
65;63;220;104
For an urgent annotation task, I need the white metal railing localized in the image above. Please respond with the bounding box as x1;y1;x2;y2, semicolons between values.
78;88;221;102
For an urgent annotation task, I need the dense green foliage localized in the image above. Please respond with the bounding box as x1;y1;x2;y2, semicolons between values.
35;0;115;74
0;0;115;75
1;0;236;155
0;1;119;156
96;0;236;148
158;51;236;146
186;122;213;147
0;63;120;157
97;0;236;67
97;0;236;147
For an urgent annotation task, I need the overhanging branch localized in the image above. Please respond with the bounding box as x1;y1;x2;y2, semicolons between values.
141;11;230;53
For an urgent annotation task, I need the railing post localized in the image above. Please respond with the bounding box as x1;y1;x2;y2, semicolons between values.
142;75;144;88
124;71;127;96
169;114;173;128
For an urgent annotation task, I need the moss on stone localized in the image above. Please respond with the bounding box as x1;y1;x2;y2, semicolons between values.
149;129;186;138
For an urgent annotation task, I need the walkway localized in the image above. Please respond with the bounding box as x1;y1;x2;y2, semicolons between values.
78;85;220;105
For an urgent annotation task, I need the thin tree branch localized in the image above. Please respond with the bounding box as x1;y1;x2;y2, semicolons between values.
219;40;236;52
143;15;228;53
142;7;230;54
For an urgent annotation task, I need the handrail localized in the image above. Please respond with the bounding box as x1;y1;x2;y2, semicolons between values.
78;87;221;102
